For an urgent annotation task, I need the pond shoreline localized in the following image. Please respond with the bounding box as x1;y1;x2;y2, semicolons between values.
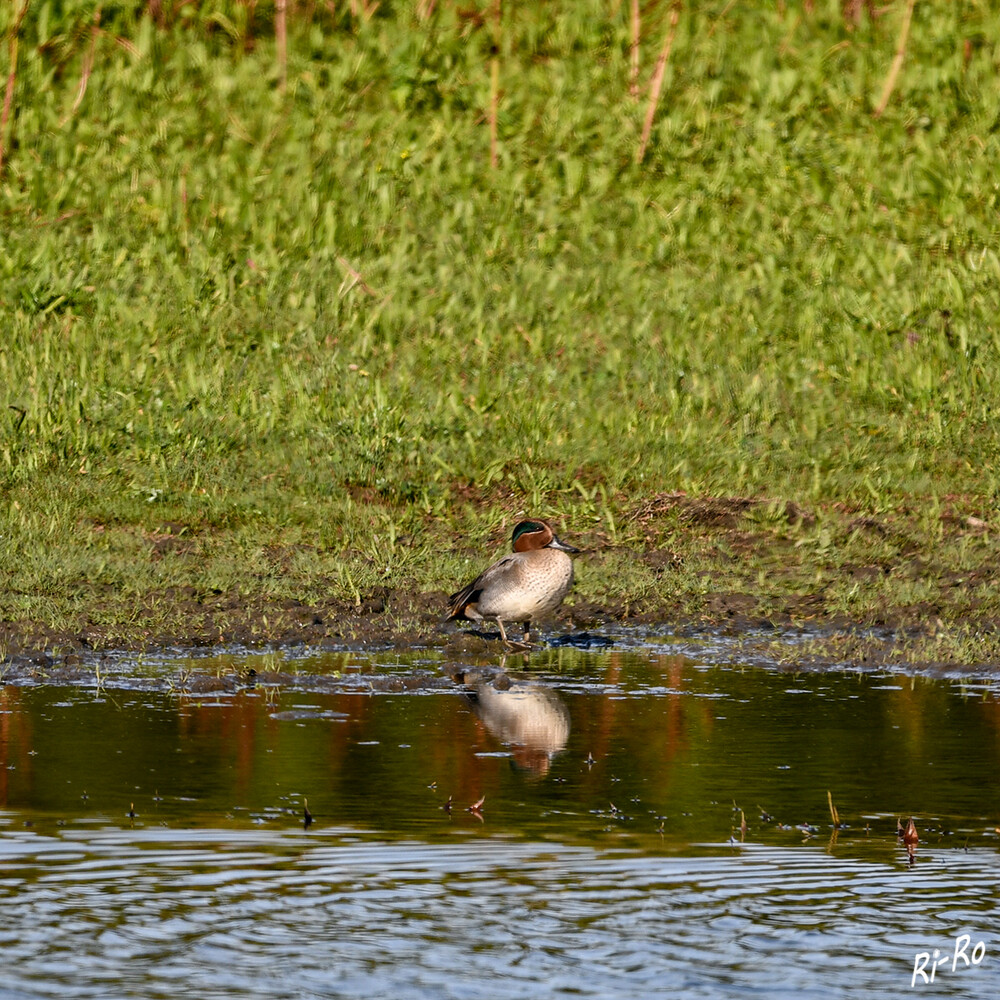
6;491;1000;676
3;589;998;681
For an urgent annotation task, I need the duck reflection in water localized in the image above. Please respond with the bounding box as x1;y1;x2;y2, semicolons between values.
465;671;570;777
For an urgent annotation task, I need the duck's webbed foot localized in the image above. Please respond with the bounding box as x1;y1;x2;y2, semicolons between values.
494;619;529;650
501;622;533;651
503;639;533;652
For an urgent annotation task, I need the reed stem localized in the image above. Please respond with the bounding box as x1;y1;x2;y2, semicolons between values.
489;0;501;169
276;0;288;91
637;1;681;165
873;0;916;118
0;0;31;179
629;0;640;100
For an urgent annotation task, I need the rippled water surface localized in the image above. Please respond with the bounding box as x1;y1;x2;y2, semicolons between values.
2;638;999;998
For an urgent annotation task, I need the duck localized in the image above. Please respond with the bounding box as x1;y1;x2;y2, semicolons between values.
447;519;579;646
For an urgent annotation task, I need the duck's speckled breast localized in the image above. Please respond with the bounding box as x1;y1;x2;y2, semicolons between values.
476;549;574;620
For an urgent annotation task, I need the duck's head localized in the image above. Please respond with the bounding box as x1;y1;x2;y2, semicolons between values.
511;519;579;554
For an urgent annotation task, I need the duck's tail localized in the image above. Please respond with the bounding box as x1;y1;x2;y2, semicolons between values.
447;581;481;621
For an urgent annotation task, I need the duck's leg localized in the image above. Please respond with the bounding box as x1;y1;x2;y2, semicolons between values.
499;618;531;651
499;621;532;652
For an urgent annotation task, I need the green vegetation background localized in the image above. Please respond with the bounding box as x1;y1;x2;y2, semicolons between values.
2;1;1000;658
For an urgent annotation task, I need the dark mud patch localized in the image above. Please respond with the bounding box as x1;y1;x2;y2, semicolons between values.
3;584;1000;679
6;491;1000;675
629;492;817;529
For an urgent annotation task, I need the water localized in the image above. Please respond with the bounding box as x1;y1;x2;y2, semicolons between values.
1;638;998;998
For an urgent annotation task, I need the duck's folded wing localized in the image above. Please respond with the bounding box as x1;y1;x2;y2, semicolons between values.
447;555;518;619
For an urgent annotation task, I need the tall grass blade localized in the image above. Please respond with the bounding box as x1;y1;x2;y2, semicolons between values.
276;0;288;91
637;1;681;164
62;6;103;126
873;0;916;118
629;0;640;100
489;0;501;169
0;0;30;178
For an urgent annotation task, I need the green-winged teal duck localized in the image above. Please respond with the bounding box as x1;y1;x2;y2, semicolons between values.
447;519;579;645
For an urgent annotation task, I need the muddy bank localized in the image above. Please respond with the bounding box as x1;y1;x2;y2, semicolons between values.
2;579;998;679
0;584;877;664
5;494;1000;674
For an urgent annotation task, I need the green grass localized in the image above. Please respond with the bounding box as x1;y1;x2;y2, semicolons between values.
2;1;1000;662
